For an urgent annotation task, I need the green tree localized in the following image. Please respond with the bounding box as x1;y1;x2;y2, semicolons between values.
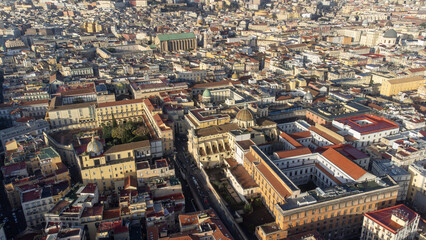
101;124;112;139
112;114;118;128
112;126;131;143
253;198;262;208
244;203;253;214
124;121;136;132
133;125;149;136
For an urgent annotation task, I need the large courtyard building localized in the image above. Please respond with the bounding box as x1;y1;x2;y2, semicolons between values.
332;114;400;149
245;145;399;240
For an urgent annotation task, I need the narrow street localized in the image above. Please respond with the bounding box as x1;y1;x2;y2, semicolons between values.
174;138;245;240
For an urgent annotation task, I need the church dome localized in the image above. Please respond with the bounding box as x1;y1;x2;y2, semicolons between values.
383;29;397;38
232;72;239;80
304;92;313;101
236;108;254;122
87;136;103;156
202;89;212;98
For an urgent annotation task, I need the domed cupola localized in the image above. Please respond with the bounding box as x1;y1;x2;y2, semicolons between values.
202;89;212;103
236;104;255;129
87;136;103;157
303;91;313;103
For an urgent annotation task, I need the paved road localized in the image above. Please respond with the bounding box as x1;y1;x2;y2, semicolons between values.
174;138;245;240
0;176;27;238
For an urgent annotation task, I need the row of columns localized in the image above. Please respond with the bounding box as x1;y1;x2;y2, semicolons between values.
167;38;196;52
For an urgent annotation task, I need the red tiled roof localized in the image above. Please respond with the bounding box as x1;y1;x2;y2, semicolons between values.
315;163;342;185
321;148;366;180
237;140;255;150
289;131;311;139
147;226;159;240
81;183;97;194
275;147;312;159
61;88;95;96
1;162;26;176
308;126;342;145
179;214;199;226
365;204;419;234
256;162;291;198
102;208;120;220
22;189;41;203
192;80;236;89
335;114;399;135
245;152;257;163
316;144;369;160
81;205;104;218
279;132;303;148
124;175;137;190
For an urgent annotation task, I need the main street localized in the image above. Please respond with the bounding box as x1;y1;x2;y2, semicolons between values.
173;137;246;240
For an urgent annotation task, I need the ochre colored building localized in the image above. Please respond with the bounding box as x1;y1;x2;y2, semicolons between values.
79;137;147;192
380;75;425;97
244;145;399;240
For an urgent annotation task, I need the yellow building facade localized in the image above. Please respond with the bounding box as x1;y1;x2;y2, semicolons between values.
380;76;425;96
187;123;238;168
245;145;400;240
96;98;146;126
79;138;141;192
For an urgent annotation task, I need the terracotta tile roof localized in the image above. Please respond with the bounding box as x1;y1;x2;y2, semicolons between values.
368;103;384;111
364;204;419;234
61;87;95;96
179;214;199;226
81;183;97;194
315;163;342;185
192;80;236;89
275;147;312;159
81;205;104;218
289;131;311;139
256;162;291;198
1;162;26;176
308;126;342;145
230;165;258;189
279;132;303;148
245;152;257;163
225;158;238;168
321;148;366;180
22;189;41;203
147;226;159;240
407;67;426;73
335;114;399;135
102;208;120;220
124;175;137;190
236;140;255;150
